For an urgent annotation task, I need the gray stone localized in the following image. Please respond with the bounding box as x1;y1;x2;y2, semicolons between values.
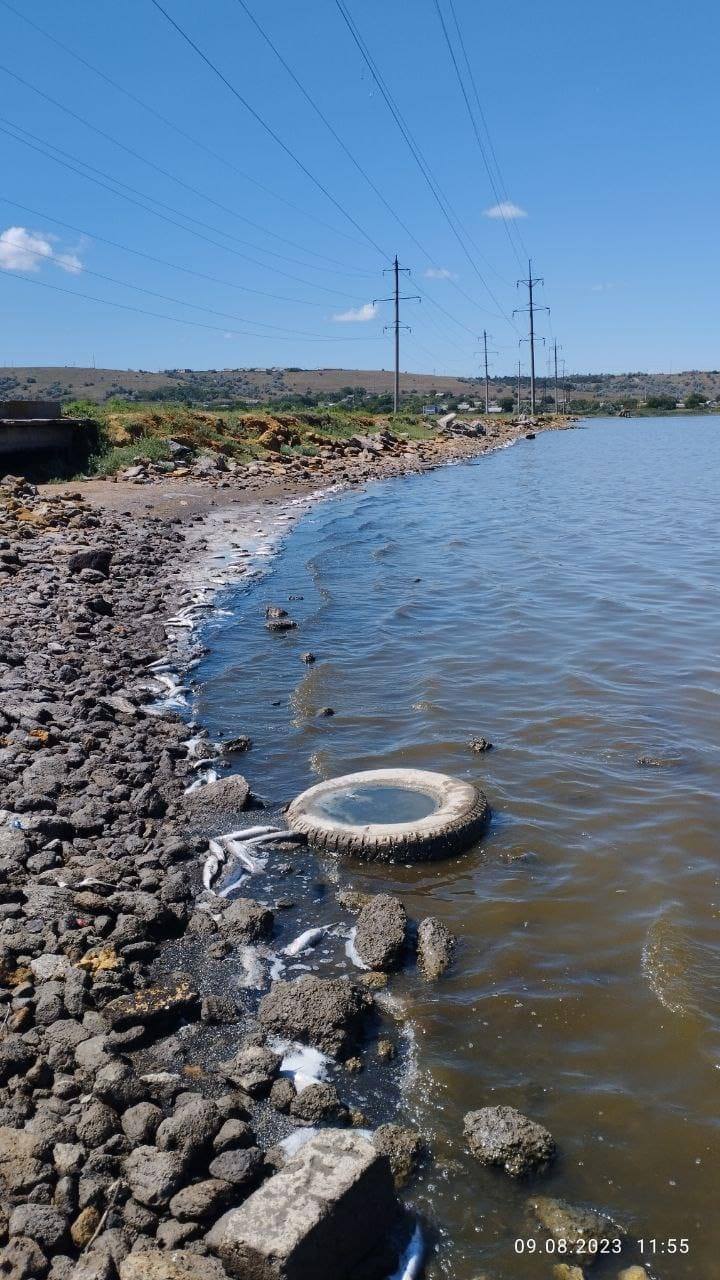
218;898;273;945
76;1102;119;1147
123;1145;186;1207
207;1147;263;1190
181;775;250;834
121;1102;162;1145
0;1125;52;1193
417;916;456;980
9;1204;68;1251
0;1236;49;1278
155;1098;221;1159
206;1131;397;1279
169;1178;232;1222
464;1106;556;1177
258;976;372;1058
0;1034;34;1084
289;1083;348;1126
212;1120;254;1153
353;895;407;972
222;1046;279;1097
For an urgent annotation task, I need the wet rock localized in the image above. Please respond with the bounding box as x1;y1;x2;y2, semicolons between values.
265;617;297;632
9;1204;68;1251
636;755;683;768
119;1250;228;1280
181;775;250;833
528;1196;624;1258
469;735;493;753
206;1131;397;1280
103;971;199;1030
289;1082;348;1125
300;652;315;664
464;1106;556;1177
353;894;407;972
221;1046;279;1097
207;1146;264;1191
258;975;373;1058
123;1145;187;1207
372;1124;424;1188
218;898;273;945
169;1178;232;1222
417;916;456;980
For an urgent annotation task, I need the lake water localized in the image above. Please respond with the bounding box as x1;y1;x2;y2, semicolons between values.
196;418;720;1278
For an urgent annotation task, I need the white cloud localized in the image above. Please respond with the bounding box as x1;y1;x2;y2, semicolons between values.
483;202;527;220
0;225;83;274
591;282;615;293
424;266;456;280
331;301;378;323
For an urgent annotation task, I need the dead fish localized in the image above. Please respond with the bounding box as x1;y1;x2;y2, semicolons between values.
284;926;328;957
203;841;227;891
224;839;268;875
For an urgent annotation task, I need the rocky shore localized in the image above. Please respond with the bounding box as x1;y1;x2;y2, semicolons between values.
4;416;644;1280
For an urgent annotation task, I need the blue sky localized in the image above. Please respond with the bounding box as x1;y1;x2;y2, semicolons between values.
1;0;717;377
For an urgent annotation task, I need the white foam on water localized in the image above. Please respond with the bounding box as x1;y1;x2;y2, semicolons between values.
270;1039;331;1092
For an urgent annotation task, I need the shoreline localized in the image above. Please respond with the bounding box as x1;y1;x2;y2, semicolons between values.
0;416;572;1278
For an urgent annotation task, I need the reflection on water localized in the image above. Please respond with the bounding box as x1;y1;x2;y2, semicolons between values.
316;784;438;825
196;419;720;1278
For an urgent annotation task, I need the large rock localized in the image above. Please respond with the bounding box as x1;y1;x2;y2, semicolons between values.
0;1125;51;1194
464;1106;556;1177
372;1124;424;1188
206;1131;397;1279
120;1250;228;1280
181;775;250;834
353;895;407;972
103;972;199;1030
417;916;456;980
258;976;372;1058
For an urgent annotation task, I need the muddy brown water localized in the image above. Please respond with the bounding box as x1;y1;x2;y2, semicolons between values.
195;418;720;1278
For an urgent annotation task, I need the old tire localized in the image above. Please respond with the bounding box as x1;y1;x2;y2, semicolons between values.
286;767;489;863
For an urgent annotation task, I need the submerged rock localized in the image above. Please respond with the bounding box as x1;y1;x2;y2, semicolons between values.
464;1105;556;1177
258;975;373;1058
206;1131;398;1279
417;916;456;980
353;895;407;972
528;1196;625;1258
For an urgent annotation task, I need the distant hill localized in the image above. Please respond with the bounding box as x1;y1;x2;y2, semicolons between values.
2;365;719;409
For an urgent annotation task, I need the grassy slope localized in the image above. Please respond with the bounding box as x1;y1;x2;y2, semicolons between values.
65;399;436;476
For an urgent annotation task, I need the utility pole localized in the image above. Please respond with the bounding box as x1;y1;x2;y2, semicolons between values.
553;341;562;415
514;259;549;416
477;330;498;413
519;335;545;415
374;256;419;414
517;360;522;416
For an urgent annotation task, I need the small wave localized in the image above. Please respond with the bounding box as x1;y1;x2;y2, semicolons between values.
642;909;720;1023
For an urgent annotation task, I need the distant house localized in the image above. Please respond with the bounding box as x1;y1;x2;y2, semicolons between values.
487;403;503;414
457;401;472;411
422;404;441;415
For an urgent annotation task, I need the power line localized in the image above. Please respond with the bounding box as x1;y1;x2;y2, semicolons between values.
146;0;389;261
0;197;341;309
431;0;523;270
334;0;515;328
0;119;369;301
514;259;549;414
0;0;370;253
2;268;385;344
373;256;420;413
4;239;375;340
0;64;371;279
